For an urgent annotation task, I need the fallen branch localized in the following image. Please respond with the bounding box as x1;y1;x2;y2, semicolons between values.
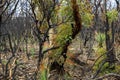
92;46;116;79
90;46;114;71
95;73;120;80
92;59;106;79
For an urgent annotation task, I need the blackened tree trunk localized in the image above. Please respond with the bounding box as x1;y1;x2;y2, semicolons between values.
94;0;102;30
0;0;2;65
104;0;115;68
115;0;120;12
0;0;2;35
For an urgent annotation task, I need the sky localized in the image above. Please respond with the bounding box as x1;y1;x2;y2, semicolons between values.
110;0;116;7
13;0;118;17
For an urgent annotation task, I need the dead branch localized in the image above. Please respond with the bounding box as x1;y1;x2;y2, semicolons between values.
0;0;7;8
90;46;114;71
0;0;11;15
2;0;20;23
42;46;59;54
92;46;115;79
92;59;106;79
96;73;120;80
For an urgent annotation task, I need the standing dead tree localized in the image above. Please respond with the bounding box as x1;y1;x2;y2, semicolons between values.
27;0;60;79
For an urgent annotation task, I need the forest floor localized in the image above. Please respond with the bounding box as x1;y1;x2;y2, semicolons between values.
0;37;120;80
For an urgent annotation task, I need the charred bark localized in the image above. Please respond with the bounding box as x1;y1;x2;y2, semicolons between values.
104;0;115;68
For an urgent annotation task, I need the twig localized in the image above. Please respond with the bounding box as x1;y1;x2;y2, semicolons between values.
0;0;7;8
90;46;114;71
95;73;120;80
89;53;105;71
91;46;114;79
12;63;23;79
92;59;106;79
2;0;20;23
42;46;59;54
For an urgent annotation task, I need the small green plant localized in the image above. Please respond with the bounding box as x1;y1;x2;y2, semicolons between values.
107;9;118;23
114;65;120;73
95;32;106;47
64;72;71;80
15;60;19;64
93;47;119;76
23;47;26;52
82;13;94;27
93;47;107;75
2;60;7;65
30;48;35;57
